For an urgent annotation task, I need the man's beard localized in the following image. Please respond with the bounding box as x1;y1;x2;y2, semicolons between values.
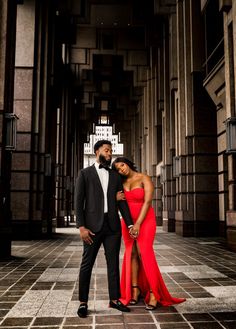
99;154;111;166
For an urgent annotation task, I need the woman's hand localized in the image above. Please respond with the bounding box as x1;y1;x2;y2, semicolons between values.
116;190;126;201
130;223;140;239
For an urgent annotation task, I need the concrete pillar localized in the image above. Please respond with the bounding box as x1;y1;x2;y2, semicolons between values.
223;1;236;251
163;0;219;236
133;108;142;169
175;0;188;234
11;0;58;236
55;77;76;227
183;0;219;236
0;0;17;258
160;18;173;232
12;0;37;237
150;50;159;222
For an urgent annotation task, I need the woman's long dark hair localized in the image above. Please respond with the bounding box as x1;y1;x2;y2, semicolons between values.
112;157;138;173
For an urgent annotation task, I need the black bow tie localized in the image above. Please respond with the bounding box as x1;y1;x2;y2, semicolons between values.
99;164;110;171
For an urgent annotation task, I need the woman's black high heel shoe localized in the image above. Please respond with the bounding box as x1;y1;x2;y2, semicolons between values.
145;290;158;310
145;303;157;310
129;286;141;305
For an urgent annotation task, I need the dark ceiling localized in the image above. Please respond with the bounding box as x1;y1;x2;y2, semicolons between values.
54;0;171;138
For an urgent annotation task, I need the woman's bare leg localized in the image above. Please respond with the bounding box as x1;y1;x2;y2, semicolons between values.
148;291;157;305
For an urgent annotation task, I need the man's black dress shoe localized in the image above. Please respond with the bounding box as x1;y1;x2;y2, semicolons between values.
77;303;88;317
109;300;130;312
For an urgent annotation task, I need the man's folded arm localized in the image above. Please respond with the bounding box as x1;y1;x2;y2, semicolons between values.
75;171;85;228
118;200;133;228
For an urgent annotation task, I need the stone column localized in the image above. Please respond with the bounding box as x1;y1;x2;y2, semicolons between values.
223;1;236;251
175;0;218;236
0;0;17;258
143;70;149;174
55;82;75;228
12;0;58;237
150;49;159;222
12;0;36;237
133;107;142;169
162;17;176;232
175;0;188;235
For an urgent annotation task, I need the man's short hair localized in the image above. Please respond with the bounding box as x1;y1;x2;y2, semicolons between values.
94;140;112;153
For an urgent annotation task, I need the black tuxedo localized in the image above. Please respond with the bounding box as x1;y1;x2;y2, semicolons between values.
75;164;133;231
74;164;133;302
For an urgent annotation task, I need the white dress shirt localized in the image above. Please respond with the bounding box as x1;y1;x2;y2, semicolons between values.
95;162;109;213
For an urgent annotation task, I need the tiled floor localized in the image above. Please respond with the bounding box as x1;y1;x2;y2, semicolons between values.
1;226;236;328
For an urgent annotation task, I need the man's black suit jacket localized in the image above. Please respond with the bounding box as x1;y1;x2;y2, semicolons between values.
74;164;133;232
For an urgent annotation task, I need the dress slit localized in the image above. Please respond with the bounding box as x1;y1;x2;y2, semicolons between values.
119;187;185;306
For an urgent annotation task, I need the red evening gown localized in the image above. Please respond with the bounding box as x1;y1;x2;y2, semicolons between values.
120;187;185;306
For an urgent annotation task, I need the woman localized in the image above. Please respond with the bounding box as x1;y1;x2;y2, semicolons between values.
112;157;185;309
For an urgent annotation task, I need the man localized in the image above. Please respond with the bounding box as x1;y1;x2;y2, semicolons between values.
75;140;133;317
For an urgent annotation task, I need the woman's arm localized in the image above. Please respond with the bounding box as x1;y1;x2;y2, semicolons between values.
131;174;154;236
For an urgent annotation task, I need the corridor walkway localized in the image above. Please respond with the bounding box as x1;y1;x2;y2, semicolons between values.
0;226;236;329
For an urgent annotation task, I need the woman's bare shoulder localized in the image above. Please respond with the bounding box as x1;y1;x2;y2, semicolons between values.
140;173;153;186
139;172;151;180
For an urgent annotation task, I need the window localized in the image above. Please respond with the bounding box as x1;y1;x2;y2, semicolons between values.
203;0;224;76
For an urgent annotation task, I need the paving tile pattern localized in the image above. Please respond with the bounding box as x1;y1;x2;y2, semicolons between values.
0;226;236;328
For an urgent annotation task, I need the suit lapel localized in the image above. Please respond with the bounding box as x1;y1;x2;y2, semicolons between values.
91;164;103;192
107;169;114;195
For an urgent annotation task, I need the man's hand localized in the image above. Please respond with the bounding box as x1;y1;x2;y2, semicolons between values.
79;226;95;245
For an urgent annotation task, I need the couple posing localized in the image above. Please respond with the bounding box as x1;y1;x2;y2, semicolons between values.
75;140;185;318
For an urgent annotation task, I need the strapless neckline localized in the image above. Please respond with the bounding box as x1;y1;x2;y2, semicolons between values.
124;187;143;192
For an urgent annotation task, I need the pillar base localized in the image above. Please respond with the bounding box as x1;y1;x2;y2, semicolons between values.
0;240;11;259
226;211;236;252
175;219;219;237
12;220;50;239
0;228;12;259
219;220;226;237
162;211;175;232
56;216;66;228
156;214;163;226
